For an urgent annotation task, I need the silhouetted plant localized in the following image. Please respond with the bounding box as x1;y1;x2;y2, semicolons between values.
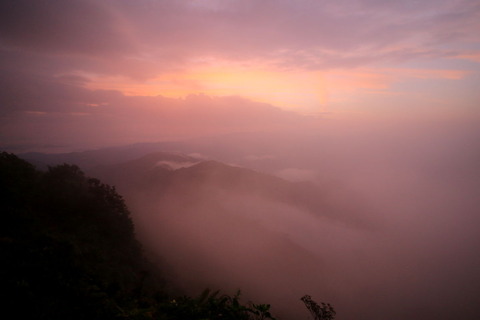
301;295;336;320
160;289;276;320
250;302;276;320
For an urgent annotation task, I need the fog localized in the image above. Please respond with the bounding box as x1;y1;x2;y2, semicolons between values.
90;118;480;320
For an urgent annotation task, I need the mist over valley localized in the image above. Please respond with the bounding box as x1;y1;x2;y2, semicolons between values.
20;123;480;319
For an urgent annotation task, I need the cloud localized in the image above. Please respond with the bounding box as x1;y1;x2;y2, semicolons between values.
1;0;478;82
0;0;477;95
0;0;479;151
114;118;480;319
154;160;199;170
188;153;210;160
0;0;136;55
0;82;320;152
244;155;276;161
275;168;317;182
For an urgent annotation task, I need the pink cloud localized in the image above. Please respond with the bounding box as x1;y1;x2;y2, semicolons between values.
0;89;321;152
0;0;479;151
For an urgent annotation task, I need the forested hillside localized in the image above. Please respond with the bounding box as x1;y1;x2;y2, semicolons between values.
0;152;283;320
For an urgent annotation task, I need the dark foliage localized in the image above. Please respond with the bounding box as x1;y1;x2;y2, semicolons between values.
158;289;276;320
1;152;162;319
301;295;336;320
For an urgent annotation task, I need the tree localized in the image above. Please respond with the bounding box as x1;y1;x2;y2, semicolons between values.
0;154;157;319
301;295;336;320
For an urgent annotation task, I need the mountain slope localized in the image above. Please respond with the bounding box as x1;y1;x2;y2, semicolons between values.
88;151;368;319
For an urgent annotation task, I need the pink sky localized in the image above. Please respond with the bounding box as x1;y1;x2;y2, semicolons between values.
0;0;479;151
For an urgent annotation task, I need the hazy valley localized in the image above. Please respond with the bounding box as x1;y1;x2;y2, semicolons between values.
19;124;480;319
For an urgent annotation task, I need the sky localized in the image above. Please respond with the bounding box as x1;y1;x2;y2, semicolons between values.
1;0;480;151
2;2;480;318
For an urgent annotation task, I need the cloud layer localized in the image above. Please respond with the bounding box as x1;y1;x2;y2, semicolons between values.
0;0;479;151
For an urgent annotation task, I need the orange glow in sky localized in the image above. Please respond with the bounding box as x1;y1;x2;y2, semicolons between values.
86;63;329;113
85;63;471;117
1;0;479;149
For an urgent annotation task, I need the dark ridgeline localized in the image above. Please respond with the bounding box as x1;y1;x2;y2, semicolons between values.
3;151;334;319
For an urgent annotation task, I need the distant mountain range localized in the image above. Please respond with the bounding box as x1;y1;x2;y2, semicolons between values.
20;141;191;170
22;147;370;228
18;131;331;177
17;146;373;319
84;151;334;221
87;151;335;318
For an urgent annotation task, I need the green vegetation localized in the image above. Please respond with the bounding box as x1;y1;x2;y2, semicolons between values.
0;151;334;319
